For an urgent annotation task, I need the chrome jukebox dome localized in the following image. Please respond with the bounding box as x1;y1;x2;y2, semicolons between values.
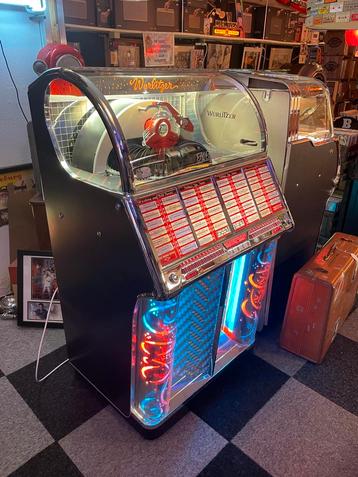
227;70;334;144
45;68;267;193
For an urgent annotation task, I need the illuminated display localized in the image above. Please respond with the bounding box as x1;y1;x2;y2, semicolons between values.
181;179;230;246
216;170;260;230
138;161;285;272
133;268;225;426
138;191;197;265
221;255;249;338
137;298;177;425
239;244;274;343
221;242;275;345
244;163;285;216
132;245;276;426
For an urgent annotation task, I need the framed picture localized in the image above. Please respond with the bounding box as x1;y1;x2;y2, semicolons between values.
173;45;193;68
0;164;34;228
206;44;232;69
17;250;63;328
241;47;262;70
117;44;140;68
191;47;205;69
268;48;293;70
143;32;174;67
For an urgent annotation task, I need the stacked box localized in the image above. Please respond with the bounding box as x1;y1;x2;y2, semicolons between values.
323;55;349;80
324;31;349;56
63;0;96;25
324;30;358;115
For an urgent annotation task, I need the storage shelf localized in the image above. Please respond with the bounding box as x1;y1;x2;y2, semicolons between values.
307;21;358;31
65;23;307;47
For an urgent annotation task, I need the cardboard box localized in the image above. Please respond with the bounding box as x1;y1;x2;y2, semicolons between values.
63;0;96;26
324;30;349;56
116;0;181;31
96;0;114;27
323;55;349;80
252;7;298;42
183;0;208;34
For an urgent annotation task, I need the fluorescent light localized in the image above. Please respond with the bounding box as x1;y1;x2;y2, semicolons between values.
0;0;46;12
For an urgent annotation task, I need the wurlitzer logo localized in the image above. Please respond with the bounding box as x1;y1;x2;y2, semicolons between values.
206;110;236;119
129;77;179;93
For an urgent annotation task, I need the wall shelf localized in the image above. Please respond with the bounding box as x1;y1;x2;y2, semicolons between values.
65;23;307;47
308;21;358;31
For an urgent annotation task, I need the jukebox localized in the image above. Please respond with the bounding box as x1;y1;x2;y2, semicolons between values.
28;68;293;434
226;71;338;318
226;71;338;266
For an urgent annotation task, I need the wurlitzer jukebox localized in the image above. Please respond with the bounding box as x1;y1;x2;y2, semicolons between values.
226;71;338;317
28;68;293;434
227;72;338;260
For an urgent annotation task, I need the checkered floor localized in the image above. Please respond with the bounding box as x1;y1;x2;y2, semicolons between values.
1;309;357;477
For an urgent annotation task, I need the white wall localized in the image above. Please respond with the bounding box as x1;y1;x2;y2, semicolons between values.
0;5;45;168
0;4;45;296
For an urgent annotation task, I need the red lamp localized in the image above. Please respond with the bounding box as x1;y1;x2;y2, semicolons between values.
33;43;85;96
345;30;358;47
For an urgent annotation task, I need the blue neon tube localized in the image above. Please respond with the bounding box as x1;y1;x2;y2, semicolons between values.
223;254;248;333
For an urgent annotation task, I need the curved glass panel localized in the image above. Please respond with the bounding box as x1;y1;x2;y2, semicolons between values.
44;70;266;193
297;85;333;143
253;72;334;142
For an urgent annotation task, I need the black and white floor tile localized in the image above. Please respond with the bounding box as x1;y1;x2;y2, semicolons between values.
1;307;357;477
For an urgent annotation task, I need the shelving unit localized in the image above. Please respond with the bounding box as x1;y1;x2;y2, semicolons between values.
65;23;307;47
309;22;358;31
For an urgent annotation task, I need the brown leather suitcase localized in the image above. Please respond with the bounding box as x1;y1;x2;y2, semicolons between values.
280;233;358;363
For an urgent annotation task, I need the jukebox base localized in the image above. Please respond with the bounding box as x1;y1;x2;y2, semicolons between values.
70;342;253;438
131;243;276;429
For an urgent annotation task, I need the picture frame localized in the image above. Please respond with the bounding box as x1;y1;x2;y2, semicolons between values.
206;44;232;69
143;31;174;67
0;163;34;229
17;250;63;328
268;48;293;70
173;45;193;68
241;47;262;70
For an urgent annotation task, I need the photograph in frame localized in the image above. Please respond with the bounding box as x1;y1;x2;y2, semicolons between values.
173;45;193;68
117;45;140;68
268;48;293;70
206;44;232;69
17;250;63;328
241;47;262;70
143;32;174;67
27;301;62;323
31;256;58;300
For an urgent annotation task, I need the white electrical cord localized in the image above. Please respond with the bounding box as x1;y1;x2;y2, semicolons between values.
35;287;69;383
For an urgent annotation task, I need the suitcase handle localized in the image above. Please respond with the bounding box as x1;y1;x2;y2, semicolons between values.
324;245;358;282
322;238;358;281
322;238;353;262
322;243;337;262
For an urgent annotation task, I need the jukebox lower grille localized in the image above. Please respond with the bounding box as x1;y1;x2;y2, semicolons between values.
172;267;226;392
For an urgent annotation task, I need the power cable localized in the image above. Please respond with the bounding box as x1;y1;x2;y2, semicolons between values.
0;39;29;123
35;287;69;383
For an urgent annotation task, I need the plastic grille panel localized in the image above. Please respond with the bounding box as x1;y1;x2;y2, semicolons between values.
171;267;226;392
